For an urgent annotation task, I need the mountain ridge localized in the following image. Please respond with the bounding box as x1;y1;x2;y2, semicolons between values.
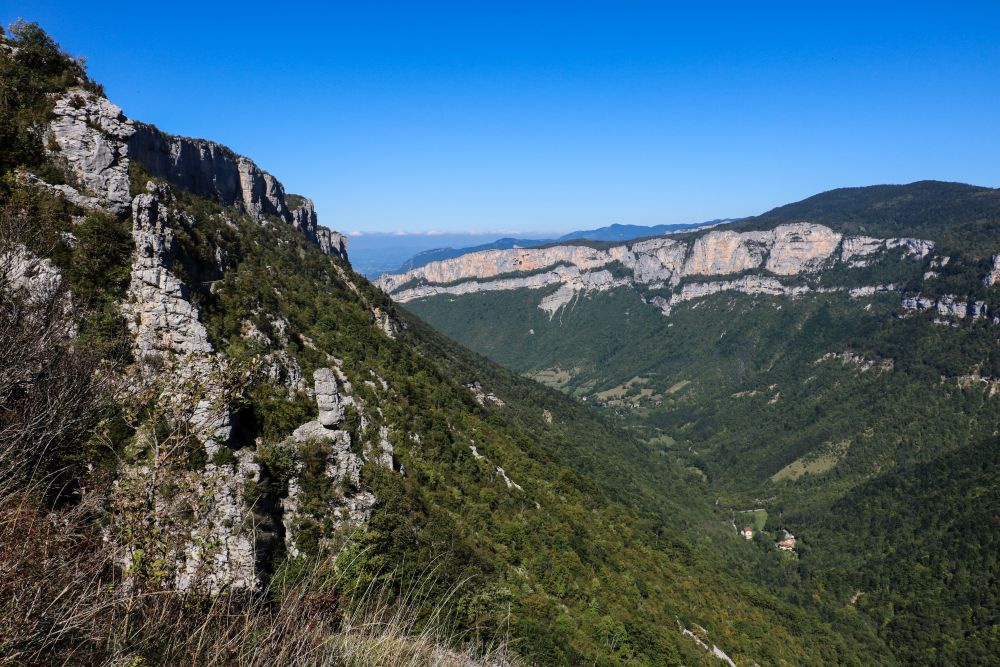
388;220;730;275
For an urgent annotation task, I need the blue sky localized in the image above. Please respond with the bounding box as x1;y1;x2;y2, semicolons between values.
6;2;999;234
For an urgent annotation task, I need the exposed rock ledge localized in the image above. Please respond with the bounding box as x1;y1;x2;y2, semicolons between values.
42;87;347;259
377;222;930;316
901;294;990;321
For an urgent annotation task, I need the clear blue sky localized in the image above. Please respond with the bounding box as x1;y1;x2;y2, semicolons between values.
6;1;999;234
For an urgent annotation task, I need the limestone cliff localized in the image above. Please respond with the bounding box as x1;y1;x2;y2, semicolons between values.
376;223;933;316
21;84;394;594
901;293;991;322
42;87;347;259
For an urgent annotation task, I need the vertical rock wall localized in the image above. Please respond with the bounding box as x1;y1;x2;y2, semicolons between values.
121;187;258;592
43;88;347;259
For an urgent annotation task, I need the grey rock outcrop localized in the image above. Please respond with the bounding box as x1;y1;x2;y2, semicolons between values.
378;222;932;317
291;197;348;258
16;171;103;210
669;275;829;310
681;230;769;276
45;89;135;213
937;296;969;319
3;244;64;305
291;197;318;235
764;224;842;275
129;123;289;220
127;126;347;259
176;451;261;593
317;228;348;259
33;83;363;596
901;293;988;321
41;89;348;260
126;193;214;358
984;255;1000;286
280;372;376;558
464;381;505;407
119;190;258;593
314;368;346;426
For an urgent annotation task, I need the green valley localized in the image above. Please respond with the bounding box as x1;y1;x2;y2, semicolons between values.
399;182;1000;664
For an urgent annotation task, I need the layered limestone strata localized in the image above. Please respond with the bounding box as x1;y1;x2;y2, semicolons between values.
128;123;290;220
42;88;347;259
377;222;933;316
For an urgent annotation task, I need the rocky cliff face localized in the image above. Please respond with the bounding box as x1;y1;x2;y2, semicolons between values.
21;85;389;594
984;255;1000;286
128;123;291;220
901;293;991;322
42;88;347;259
118;186;258;592
45;89;135;213
376;222;933;316
114;187;381;592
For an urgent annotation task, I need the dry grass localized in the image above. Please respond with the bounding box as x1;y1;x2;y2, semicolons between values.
0;486;520;666
771;441;851;482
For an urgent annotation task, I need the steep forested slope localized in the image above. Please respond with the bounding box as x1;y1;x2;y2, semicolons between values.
403;183;1000;663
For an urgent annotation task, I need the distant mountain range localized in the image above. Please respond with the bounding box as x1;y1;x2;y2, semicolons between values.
557;220;732;242
391;219;733;274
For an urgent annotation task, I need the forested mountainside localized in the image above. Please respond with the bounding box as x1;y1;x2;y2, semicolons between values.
394;183;1000;664
0;22;909;666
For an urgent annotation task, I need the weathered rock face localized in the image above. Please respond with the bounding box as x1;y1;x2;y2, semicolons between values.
984;255;1000;286
317;228;349;259
683;230;768;276
314;367;346;427
672;275;817;305
40;88;347;260
902;293;988;321
126;192;214;358
288;198;348;259
119;188;259;593
377;222;933;317
114;188;260;591
31;85;375;596
620;238;687;285
45;89;135;213
129;123;289;220
3;243;64;305
280;368;379;558
113;189;378;592
764;223;842;275
376;245;611;293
